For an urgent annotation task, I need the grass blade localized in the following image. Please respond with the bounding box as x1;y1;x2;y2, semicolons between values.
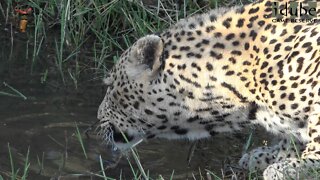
21;148;30;180
8;143;18;180
3;82;27;100
75;123;87;159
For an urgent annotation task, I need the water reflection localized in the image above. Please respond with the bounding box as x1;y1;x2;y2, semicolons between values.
0;86;255;179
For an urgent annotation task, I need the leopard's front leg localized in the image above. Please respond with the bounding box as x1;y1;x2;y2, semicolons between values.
239;138;303;172
263;103;320;180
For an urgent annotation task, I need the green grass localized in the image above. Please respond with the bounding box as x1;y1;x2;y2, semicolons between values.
0;82;27;100
1;0;248;89
75;122;88;159
36;152;45;175
7;143;30;180
4;125;320;179
8;143;18;180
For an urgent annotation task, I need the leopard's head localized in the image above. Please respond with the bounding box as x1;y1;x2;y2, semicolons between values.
97;35;165;150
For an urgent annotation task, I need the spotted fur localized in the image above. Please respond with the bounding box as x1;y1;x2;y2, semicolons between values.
98;0;320;179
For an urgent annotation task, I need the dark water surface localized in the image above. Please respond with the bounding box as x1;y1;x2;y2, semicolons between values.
0;86;251;180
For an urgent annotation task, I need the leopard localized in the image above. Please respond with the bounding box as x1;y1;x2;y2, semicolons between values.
97;0;320;179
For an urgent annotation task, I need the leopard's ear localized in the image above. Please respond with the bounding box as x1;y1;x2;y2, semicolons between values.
130;35;164;73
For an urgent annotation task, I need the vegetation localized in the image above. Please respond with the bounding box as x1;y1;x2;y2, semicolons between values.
1;0;250;89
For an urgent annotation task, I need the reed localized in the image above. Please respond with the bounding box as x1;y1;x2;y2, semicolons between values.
2;0;243;88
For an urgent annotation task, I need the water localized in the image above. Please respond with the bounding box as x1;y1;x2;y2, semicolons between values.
0;24;266;180
0;83;257;179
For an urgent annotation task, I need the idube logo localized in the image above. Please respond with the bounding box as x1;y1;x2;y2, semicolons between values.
272;1;318;23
